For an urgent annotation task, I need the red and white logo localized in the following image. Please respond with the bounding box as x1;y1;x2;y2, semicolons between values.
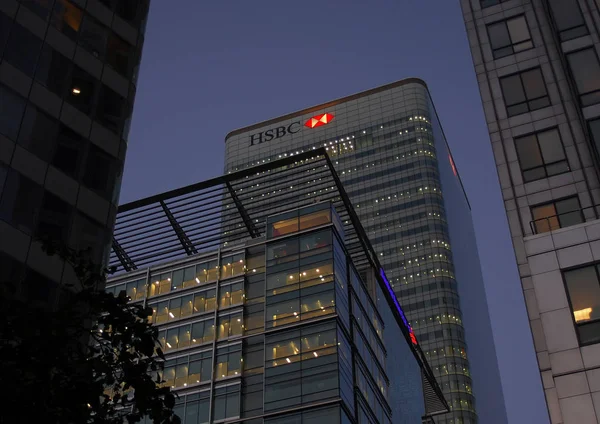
304;113;334;129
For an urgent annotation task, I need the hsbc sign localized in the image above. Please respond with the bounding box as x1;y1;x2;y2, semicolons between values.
249;113;335;146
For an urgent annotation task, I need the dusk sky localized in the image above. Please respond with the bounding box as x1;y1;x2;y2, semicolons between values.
120;1;548;422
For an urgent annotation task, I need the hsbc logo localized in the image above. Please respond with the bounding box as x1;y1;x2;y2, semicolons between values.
249;113;335;146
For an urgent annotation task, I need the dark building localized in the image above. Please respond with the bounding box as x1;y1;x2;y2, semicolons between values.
223;79;507;424
0;0;149;300
106;151;448;423
460;0;600;422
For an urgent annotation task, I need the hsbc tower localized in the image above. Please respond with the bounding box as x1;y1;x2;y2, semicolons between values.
224;79;507;424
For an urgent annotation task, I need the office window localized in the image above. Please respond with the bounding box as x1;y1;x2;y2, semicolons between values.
96;85;125;133
215;344;242;379
78;15;108;59
3;23;42;77
18;105;58;162
35;44;71;97
83;144;118;199
531;196;583;234
0;169;43;235
50;0;82;40
515;128;569;182
221;253;245;277
548;0;588;41
0;85;27;141
20;0;55;20
500;68;550;116
0;12;12;57
70;212;107;264
563;265;600;345
480;0;507;8
566;48;600;107
36;192;72;243
51;125;86;178
106;34;133;78
213;384;241;421
217;311;243;339
589;119;600;160
487;16;533;59
219;281;244;307
68;66;96;114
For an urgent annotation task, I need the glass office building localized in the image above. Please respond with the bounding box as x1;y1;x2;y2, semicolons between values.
0;0;149;299
106;154;448;423
224;79;507;424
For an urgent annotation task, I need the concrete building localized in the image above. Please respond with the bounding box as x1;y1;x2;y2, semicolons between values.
223;80;507;424
106;152;448;423
460;0;600;422
0;0;149;299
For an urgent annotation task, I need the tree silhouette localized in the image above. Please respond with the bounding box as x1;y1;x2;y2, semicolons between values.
0;242;180;424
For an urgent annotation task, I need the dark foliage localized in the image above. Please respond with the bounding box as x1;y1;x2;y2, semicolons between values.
0;243;180;424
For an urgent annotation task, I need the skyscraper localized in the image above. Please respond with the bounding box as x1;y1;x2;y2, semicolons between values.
224;79;507;424
0;0;149;300
460;1;600;423
106;152;448;423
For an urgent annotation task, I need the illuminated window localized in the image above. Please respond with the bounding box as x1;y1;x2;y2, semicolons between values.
148;272;171;297
219;281;244;307
215;344;242;379
221;253;245;277
218;311;243;339
563;265;600;345
531;197;582;234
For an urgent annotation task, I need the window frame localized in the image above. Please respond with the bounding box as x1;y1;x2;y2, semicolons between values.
480;0;508;9
486;14;534;59
513;127;570;182
530;196;584;234
499;67;551;117
561;262;600;347
565;47;600;107
547;0;589;42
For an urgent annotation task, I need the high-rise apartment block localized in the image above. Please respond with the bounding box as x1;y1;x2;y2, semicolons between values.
224;80;507;424
0;0;148;300
106;153;448;423
460;0;600;422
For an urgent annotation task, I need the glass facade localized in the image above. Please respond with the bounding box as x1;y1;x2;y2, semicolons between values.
107;203;422;423
223;80;506;423
0;0;149;301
